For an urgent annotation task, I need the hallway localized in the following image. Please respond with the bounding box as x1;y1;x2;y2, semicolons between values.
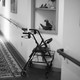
0;0;80;80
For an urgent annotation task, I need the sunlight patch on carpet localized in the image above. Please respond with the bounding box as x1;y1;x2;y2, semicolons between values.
0;39;21;78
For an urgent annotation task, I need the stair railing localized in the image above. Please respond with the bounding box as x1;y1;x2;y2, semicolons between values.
0;14;26;29
57;49;80;67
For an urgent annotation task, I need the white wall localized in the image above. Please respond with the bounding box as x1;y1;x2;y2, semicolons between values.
0;0;10;39
61;0;80;80
0;0;32;61
61;58;80;80
9;0;32;61
0;0;64;69
63;0;80;60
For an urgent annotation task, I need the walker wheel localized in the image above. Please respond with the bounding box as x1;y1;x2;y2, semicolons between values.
21;70;27;77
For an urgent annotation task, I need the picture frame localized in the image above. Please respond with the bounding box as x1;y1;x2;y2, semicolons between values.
2;0;5;6
11;0;17;13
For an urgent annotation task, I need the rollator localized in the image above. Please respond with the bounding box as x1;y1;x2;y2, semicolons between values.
21;28;55;78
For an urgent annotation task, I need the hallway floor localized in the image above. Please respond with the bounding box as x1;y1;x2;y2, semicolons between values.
0;67;61;80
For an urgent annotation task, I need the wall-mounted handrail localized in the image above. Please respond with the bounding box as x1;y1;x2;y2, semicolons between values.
57;49;80;67
0;14;25;29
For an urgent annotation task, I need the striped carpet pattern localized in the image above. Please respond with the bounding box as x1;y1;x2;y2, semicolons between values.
0;39;21;78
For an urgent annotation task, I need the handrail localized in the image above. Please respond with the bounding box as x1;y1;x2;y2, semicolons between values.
0;14;25;29
57;49;80;67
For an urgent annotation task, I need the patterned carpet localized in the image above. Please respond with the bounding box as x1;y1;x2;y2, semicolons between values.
0;39;21;78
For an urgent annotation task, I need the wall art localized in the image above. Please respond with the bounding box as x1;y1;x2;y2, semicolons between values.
11;0;17;13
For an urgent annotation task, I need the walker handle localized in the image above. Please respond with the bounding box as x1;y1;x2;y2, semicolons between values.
22;28;27;31
29;29;40;34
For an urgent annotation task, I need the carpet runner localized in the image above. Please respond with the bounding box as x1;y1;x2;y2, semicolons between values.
0;39;21;78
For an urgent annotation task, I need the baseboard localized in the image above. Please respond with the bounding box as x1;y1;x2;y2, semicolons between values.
3;40;26;69
0;31;26;69
8;41;26;63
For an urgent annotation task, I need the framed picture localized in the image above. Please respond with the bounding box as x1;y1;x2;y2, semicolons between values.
2;0;5;6
11;0;17;13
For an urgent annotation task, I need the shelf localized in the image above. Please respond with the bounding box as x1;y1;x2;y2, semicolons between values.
38;29;57;34
31;0;58;34
35;8;56;11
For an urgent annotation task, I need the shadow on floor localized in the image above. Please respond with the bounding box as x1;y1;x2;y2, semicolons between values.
0;67;61;80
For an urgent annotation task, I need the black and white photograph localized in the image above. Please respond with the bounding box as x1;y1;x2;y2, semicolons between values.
0;0;80;80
